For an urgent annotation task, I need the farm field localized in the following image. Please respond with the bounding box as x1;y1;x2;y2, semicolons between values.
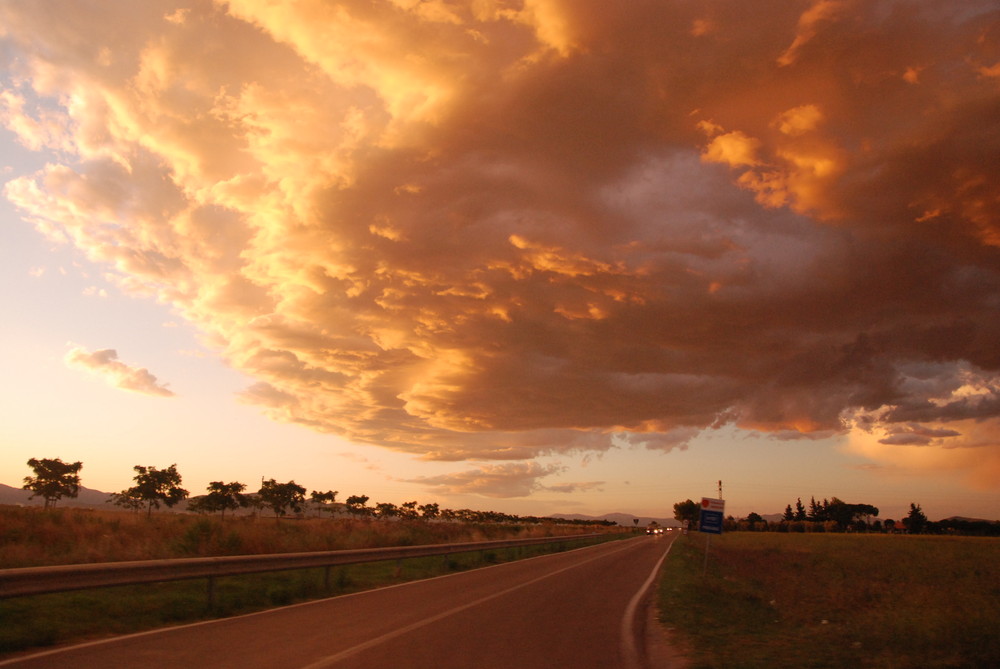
0;506;620;656
657;532;1000;668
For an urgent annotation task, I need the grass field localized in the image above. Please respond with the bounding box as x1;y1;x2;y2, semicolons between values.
0;505;605;568
657;532;1000;668
0;506;622;656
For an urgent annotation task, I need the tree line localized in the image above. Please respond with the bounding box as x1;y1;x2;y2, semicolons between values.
672;496;999;536
20;457;614;527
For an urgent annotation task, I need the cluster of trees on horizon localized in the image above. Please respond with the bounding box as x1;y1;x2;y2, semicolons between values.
672;496;1000;537
19;457;614;528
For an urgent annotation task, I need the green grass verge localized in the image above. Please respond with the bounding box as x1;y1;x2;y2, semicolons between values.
0;535;621;657
657;533;1000;668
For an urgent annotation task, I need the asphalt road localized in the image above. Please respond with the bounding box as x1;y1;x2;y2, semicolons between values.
2;534;679;669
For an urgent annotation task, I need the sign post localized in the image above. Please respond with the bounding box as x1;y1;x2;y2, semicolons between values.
699;496;725;574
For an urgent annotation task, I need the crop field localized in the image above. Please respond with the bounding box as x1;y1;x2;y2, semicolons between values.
0;506;620;656
657;532;1000;668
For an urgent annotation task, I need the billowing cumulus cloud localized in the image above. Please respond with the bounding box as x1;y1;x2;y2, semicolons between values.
3;1;1000;489
65;347;175;397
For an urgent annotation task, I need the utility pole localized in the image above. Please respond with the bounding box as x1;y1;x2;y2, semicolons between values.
718;480;723;499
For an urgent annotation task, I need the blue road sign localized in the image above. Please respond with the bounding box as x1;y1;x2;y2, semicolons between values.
699;509;723;534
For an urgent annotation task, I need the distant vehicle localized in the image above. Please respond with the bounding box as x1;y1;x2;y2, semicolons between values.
645;527;664;535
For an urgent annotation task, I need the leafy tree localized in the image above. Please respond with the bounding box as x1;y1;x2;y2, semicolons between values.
825;497;855;530
109;488;144;513
855;503;879;525
189;481;247;519
904;503;928;534
310;490;338;517
22;457;82;509
419;502;440;520
258;479;306;520
116;464;188;517
673;499;699;525
399;501;419;519
375;501;399;518
745;511;764;526
345;494;371;516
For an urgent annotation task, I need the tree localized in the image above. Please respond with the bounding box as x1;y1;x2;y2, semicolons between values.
116;464;188;517
794;498;807;521
109;488;144;514
399;501;419;520
418;502;440;520
345;494;370;517
853;503;879;529
189;481;247;519
375;502;399;519
807;497;828;522
745;511;764;526
783;504;795;522
310;490;338;517
258;479;306;520
22;458;82;510
673;499;699;525
825;497;854;530
904;503;928;534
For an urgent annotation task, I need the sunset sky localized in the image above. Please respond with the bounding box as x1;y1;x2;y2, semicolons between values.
2;0;999;522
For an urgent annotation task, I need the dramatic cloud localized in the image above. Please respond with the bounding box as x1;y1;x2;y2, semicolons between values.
65;347;175;397
3;2;999;487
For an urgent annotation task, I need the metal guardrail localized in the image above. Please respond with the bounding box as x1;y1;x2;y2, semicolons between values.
0;533;602;599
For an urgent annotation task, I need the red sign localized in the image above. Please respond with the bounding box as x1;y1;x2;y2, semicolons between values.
701;497;725;512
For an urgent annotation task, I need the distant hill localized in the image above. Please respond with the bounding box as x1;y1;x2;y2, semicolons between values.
549;512;682;528
0;482;112;508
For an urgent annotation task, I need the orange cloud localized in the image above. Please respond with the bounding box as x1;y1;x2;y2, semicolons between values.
2;1;999;480
65;347;175;397
846;419;1000;491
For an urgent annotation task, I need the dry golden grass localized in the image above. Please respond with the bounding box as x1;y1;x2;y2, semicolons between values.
0;505;602;568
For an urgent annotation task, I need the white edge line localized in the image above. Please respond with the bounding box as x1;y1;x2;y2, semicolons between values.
0;537;630;667
301;538;640;669
620;535;676;669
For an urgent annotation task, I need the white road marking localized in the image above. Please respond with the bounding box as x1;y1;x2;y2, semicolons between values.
620;534;677;669
302;539;641;668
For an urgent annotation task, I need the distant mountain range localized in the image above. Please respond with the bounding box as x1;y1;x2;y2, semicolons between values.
550;512;683;528
0;482;112;508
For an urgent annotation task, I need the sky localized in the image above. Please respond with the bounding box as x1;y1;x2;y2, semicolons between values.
2;0;999;522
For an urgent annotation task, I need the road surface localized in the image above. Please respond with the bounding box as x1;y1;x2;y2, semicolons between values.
2;534;679;669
